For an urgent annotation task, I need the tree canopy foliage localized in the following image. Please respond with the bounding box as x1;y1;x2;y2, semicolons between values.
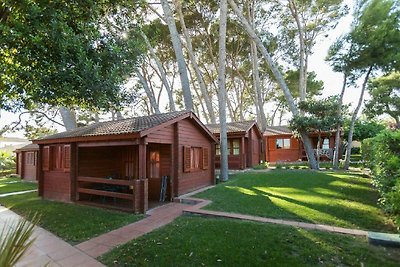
0;0;145;112
365;72;400;128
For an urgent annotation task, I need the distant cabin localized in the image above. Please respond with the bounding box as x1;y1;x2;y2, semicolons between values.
264;126;342;163
33;111;217;213
206;121;263;169
15;143;39;181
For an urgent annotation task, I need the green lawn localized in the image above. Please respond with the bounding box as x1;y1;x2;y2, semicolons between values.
100;216;400;267
195;170;396;232
0;192;143;244
0;177;37;194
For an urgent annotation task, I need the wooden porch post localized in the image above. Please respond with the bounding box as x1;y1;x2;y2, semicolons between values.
138;138;147;179
241;137;245;169
173;122;179;197
20;152;25;179
37;145;44;197
135;138;148;213
70;143;77;202
248;133;253;168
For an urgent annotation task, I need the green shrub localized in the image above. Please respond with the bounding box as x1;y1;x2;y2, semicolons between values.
253;162;269;170
0;151;16;171
361;138;375;168
275;164;282;169
367;130;400;216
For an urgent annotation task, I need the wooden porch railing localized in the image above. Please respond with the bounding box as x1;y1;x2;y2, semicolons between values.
77;176;136;211
313;149;333;160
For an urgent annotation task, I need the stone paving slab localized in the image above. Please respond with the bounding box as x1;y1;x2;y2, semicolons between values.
180;197;369;237
0;189;38;198
368;231;400;247
0;206;104;267
75;202;190;258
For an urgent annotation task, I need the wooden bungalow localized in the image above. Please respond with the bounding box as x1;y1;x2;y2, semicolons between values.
15;143;39;181
206;121;263;169
264;126;342;163
33;111;217;213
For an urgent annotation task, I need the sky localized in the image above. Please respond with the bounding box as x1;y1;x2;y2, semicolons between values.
1;0;366;138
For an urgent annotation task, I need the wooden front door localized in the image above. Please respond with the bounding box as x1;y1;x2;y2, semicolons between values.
148;147;161;201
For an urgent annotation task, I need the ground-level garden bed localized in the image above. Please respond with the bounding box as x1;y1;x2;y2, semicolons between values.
100;216;400;266
0;192;143;244
195;170;397;232
0;177;37;194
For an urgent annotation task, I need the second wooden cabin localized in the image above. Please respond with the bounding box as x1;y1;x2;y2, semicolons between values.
206;121;263;169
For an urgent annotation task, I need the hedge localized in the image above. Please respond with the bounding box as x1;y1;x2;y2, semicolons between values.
362;130;400;217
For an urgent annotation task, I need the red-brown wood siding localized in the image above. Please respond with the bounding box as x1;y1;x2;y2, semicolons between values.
43;171;70;201
78;146;126;178
146;124;174;144
176;118;214;195
265;135;301;162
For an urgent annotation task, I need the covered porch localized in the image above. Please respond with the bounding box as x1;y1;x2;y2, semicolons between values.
73;141;173;213
301;134;337;161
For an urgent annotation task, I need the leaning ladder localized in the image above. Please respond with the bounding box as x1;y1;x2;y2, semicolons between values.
159;176;168;202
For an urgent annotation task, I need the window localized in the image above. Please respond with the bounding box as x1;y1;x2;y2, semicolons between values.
42;146;50;171
216;144;220;155
25;152;35;166
232;139;240;155
149;151;160;178
190;147;201;169
52;145;63;170
63;145;71;172
184;146;208;172
322;138;330;149
43;144;70;171
276;138;290;149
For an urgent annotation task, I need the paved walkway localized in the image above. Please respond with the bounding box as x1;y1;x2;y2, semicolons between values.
180;197;368;237
75;202;190;258
0;206;104;267
0;189;38;198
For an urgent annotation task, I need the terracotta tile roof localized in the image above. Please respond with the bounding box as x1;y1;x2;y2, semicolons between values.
206;121;256;134
264;125;293;136
37;110;191;141
15;143;39;151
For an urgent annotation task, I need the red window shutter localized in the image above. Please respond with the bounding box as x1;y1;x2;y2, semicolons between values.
291;138;299;149
64;145;71;172
202;147;209;170
42;146;50;171
183;146;191;173
268;138;276;151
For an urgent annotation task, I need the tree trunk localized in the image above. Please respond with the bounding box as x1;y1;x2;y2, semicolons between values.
228;0;318;169
136;70;161;114
140;31;176;112
344;66;373;170
160;0;193;110
218;0;229;181
248;0;267;131
175;0;216;123
59;107;77;130
116;111;123;120
317;131;321;169
333;74;347;170
288;0;307;101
